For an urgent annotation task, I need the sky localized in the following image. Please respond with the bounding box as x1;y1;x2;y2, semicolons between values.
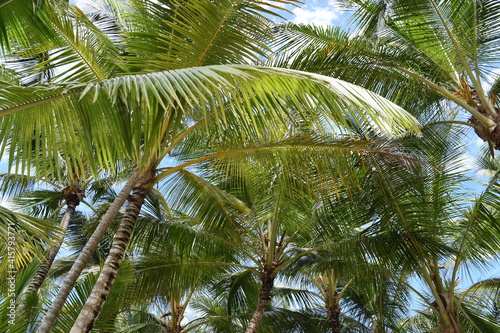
291;0;348;26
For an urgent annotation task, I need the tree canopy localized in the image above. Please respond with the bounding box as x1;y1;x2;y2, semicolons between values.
0;1;499;333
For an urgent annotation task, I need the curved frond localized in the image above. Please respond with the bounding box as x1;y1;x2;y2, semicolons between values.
0;205;59;273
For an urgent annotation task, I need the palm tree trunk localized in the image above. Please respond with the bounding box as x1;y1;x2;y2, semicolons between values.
431;294;462;333
467;90;500;153
440;311;462;333
37;175;137;333
70;172;153;333
27;202;77;292
325;291;341;333
19;199;79;314
165;306;183;333
245;268;275;333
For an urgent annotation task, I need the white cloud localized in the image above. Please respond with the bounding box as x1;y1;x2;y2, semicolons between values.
292;6;339;26
476;168;496;179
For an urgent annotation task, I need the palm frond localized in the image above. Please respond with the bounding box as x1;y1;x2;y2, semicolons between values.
0;205;61;272
121;0;301;71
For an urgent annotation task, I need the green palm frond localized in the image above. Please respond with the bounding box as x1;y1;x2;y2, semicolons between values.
0;64;420;179
271;23;444;112
122;0;300;71
271;285;321;310
0;64;20;85
0;0;54;54
0;205;59;273
274;0;500;130
0;84;126;177
158;169;249;234
0;173;47;198
161;134;420;195
115;307;167;332
211;269;260;317
85;65;420;139
455;170;500;268
0;261;54;333
2;1;121;83
459;299;500;333
257;307;329;333
12;190;64;220
188;291;247;333
349;0;500;73
29;2;122;82
399;307;439;333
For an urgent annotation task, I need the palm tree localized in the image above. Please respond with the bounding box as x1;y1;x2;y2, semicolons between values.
0;6;135;328
98;191;238;333
96;132;420;333
0;191;65;332
185;138;420;333
0;0;421;331
14;178;83;313
0;168;137;331
273;0;500;153
285;175;415;333
347;123;500;332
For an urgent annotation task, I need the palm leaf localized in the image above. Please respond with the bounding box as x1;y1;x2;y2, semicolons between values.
121;0;300;71
0;205;59;273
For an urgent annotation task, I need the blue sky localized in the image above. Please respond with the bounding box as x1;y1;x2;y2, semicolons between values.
290;0;349;26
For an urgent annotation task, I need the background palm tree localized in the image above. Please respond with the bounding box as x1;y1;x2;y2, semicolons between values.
347;124;500;333
273;0;500;153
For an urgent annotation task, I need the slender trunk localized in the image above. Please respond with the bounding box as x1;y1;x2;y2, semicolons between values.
245;268;275;333
26;203;76;294
431;293;462;333
325;291;341;333
439;310;461;333
442;325;459;333
70;172;153;333
429;262;461;333
164;304;184;333
166;326;182;333
18;187;81;314
37;175;137;333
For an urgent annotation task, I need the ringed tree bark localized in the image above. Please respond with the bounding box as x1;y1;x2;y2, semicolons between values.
69;170;154;332
324;283;341;333
245;234;279;333
36;176;137;333
19;182;84;313
326;291;341;333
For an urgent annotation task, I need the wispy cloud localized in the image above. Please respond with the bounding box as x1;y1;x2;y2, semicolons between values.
292;5;341;26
